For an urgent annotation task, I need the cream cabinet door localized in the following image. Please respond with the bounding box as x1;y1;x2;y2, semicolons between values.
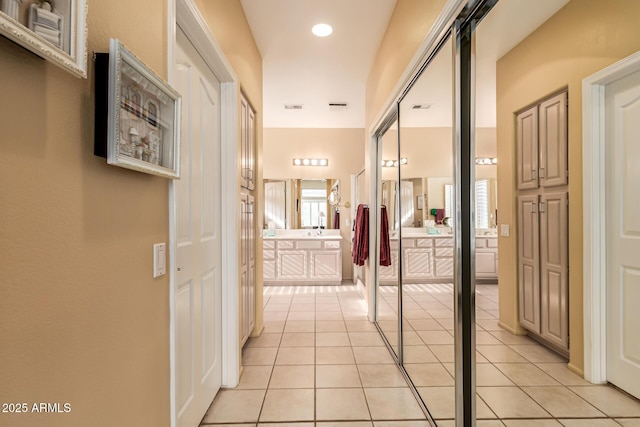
310;251;342;281
539;192;568;350
539;92;568;188
517;105;539;190
518;195;541;334
403;248;434;280
277;250;308;280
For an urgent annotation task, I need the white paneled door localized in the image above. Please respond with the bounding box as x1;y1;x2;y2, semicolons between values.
174;27;223;426
606;67;640;399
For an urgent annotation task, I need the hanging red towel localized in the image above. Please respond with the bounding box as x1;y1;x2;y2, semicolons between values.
352;204;391;267
379;205;391;267
352;204;369;266
435;208;445;224
333;209;340;229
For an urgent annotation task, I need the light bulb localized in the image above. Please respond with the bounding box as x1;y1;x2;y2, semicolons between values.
312;23;333;37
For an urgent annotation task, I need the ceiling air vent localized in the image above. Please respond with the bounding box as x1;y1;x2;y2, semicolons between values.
411;104;432;110
329;102;348;111
284;104;304;110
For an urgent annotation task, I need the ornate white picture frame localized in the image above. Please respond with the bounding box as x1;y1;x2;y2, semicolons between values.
102;38;181;179
0;0;88;78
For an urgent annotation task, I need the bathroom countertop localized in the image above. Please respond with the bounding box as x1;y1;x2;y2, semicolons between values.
262;234;343;240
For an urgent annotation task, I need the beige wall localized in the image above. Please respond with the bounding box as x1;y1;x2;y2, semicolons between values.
362;0;446;290
381;127;497;180
264;128;365;279
365;0;448;129
0;0;265;424
496;0;640;375
195;0;265;339
0;1;171;426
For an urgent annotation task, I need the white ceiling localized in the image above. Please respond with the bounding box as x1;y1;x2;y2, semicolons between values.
241;0;569;129
240;0;397;128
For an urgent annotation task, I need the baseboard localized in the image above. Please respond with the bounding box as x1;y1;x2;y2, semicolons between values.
498;320;528;335
249;323;264;338
567;362;585;379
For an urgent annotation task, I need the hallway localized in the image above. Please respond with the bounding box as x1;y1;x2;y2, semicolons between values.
199;284;640;426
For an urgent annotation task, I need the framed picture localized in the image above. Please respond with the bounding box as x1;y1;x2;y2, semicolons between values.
94;39;182;179
417;195;424;210
0;0;87;78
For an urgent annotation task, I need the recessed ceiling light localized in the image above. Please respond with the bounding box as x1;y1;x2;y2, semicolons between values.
312;23;333;37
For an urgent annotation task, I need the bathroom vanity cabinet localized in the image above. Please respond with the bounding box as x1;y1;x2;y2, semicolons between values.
379;235;498;284
263;236;342;285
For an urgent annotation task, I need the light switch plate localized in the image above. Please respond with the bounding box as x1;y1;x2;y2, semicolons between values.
500;224;510;237
153;243;166;278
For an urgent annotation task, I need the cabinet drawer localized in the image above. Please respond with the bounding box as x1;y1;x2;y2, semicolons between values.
476;238;487;248
402;238;415;248
435;238;454;247
324;240;341;249
263;249;275;260
487;238;498;248
435;247;454;257
390;240;399;250
416;238;433;248
263;240;275;249
296;240;322;249
277;240;294;249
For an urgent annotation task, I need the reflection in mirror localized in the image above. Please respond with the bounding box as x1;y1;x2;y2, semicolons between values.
264;179;341;229
377;117;400;359
398;35;455;414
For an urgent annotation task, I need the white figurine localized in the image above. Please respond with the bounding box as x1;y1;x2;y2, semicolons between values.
1;0;22;21
128;127;139;145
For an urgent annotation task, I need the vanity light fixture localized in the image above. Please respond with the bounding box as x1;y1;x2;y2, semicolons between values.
312;23;333;37
293;158;328;167
475;157;497;165
381;157;408;167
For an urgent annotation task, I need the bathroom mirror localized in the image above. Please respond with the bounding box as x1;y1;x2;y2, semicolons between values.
264;178;341;229
381;176;497;229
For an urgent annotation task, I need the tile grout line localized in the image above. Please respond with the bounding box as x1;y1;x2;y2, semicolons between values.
339;289;374;424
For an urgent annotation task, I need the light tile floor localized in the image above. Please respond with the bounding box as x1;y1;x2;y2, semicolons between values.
200;283;640;427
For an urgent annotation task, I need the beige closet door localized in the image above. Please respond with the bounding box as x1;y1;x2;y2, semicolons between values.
605;68;640;399
539;192;568;350
517;105;539;190
174;28;223;427
518;194;540;333
539;92;568;188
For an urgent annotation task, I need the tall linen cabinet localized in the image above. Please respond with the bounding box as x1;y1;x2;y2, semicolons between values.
516;91;569;353
240;94;256;345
